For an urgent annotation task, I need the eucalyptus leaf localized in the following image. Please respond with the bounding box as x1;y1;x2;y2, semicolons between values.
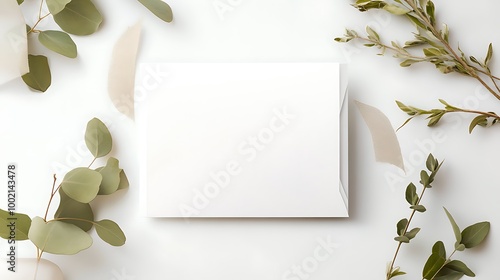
29;217;93;255
95;219;126;246
443;207;461;244
485;43;493;66
410;205;426;212
85;118;112;158
396;218;408;236
46;0;72;15
394;235;410;243
38;30;77;58
17;0;24;4
422;252;446;279
432;241;446;259
469;115;488;133
366;26;380;41
433;268;465;280
420;170;430;187
55;189;94;232
22;55;51;92
383;4;409;15
444;260;475;277
61;167;102;203
404;227;420;240
97;157;121;195
405;182;418;205
0;209;31;241
53;0;103;36
461;221;490;248
118;170;129;190
137;0;173;22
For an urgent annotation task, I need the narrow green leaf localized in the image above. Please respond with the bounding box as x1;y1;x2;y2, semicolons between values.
366;26;380;41
432;241;446;259
485;43;493;66
445;260;475;277
46;0;71;15
469;115;488;133
443;207;461;244
22;55;51;92
38;30;77;58
405;182;418;205
0;209;31;241
410;205;427;212
396;218;408;236
389;267;406;278
383;4;409;15
426;0;436;25
97;157;122;195
400;59;420;67
61;167;102;203
406;14;426;29
28;217;93;255
95;220;126;246
55;189;94;232
461;222;490;248
423;252;446;279
85;118;112;158
53;0;103;36
137;0;173;22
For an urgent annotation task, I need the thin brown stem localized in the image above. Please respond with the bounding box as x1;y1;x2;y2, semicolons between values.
43;175;59;221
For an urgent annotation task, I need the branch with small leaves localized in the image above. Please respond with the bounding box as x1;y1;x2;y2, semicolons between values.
386;154;490;280
335;0;500;132
19;0;173;92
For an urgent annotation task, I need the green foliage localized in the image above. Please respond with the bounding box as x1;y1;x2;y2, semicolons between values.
19;0;173;91
0;118;128;260
336;0;500;132
386;154;490;280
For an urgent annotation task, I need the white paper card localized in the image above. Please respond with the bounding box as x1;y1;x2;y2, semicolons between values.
137;63;348;217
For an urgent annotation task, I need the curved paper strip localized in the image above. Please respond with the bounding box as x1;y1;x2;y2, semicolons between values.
108;21;142;119
355;100;405;171
0;0;29;85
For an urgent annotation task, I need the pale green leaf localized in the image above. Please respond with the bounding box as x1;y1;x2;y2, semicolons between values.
55;189;94;232
29;217;93;255
443;207;462;244
118;170;129;190
383;4;409;15
38;30;77;58
85;118;112;158
46;0;71;15
97;157;121;195
485;43;493;66
405;227;420;240
22;55;51;92
61;167;102;203
53;0;103;36
0;209;31;240
137;0;173;22
461;222;490;248
469;115;488;134
95;220;126;246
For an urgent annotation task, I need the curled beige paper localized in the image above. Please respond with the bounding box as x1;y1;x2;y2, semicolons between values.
0;0;29;86
355;100;405;171
108;21;142;119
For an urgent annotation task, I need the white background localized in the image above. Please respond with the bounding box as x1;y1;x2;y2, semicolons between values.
0;0;499;279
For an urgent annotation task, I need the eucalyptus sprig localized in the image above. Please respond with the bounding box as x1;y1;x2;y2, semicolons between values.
19;0;173;92
0;118;128;273
387;154;490;280
335;0;500;132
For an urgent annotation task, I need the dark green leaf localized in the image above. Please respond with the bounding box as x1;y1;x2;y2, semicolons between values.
137;0;173;22
426;153;437;171
432;241;446;259
85;118;112;158
0;209;31;240
38;30;77;58
53;0;103;36
445;260;475;277
17;0;24;4
469;115;488;133
22;55;51;92
405;182;418;205
95;219;126;246
405;227;420;240
434;268;464;280
426;1;435;26
410;205;426;212
461;222;490;248
423;252;446;279
55;189;94;232
420;170;430;187
397;218;408;236
394;235;410;243
443;207;461;244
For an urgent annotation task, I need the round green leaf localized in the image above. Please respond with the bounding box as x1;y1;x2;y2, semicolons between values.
61;167;102;203
138;0;173;22
28;217;93;255
97;157;121;195
46;0;72;15
38;30;77;58
0;209;31;241
53;0;103;36
55;189;94;232
85;118;112;158
22;55;51;92
95;219;126;246
461;221;490;248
